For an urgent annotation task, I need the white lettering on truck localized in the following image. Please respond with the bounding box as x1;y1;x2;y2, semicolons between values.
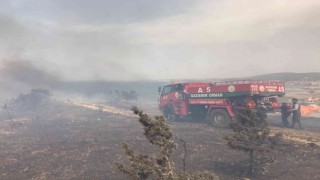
191;94;208;98
206;87;211;93
190;93;223;98
208;93;223;97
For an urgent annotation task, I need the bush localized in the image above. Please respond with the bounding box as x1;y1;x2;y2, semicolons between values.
225;109;281;176
116;106;219;180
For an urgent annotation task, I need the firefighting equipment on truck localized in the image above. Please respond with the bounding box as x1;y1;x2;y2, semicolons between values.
269;97;279;109
245;97;256;109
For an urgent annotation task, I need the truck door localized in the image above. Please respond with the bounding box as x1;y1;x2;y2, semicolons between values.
160;85;174;105
159;84;186;118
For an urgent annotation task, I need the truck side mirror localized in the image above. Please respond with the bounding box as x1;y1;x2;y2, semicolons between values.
158;87;162;94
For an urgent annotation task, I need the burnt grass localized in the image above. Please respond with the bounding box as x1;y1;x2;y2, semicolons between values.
1;101;320;180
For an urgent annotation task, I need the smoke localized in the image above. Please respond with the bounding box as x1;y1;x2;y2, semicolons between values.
1;1;320;80
0;56;61;101
1;58;60;86
0;15;32;55
0;55;163;103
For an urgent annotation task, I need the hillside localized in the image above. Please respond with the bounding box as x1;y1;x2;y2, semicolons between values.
244;72;320;81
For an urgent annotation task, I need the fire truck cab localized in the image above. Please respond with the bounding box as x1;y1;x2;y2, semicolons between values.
158;80;285;127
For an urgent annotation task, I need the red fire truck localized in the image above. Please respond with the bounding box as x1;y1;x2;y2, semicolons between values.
158;80;285;127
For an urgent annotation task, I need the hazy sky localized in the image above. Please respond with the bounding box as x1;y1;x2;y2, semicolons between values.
0;0;320;81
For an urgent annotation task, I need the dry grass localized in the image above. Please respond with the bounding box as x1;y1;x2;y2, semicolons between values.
0;101;320;179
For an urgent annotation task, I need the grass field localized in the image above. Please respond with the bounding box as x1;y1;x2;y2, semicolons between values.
1;100;320;180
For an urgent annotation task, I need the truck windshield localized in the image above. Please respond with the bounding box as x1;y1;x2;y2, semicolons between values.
161;86;172;95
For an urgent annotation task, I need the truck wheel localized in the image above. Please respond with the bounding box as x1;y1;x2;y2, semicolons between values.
207;109;231;128
163;105;170;119
163;105;177;121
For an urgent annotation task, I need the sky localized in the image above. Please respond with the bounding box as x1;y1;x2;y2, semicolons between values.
0;0;320;81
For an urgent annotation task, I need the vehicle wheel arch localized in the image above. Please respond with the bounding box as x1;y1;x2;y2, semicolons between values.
206;108;232;128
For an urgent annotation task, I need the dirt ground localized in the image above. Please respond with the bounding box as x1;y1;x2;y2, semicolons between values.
1;101;320;180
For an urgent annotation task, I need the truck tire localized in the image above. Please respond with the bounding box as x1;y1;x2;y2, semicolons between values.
207;109;231;128
163;104;178;121
163;105;171;119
